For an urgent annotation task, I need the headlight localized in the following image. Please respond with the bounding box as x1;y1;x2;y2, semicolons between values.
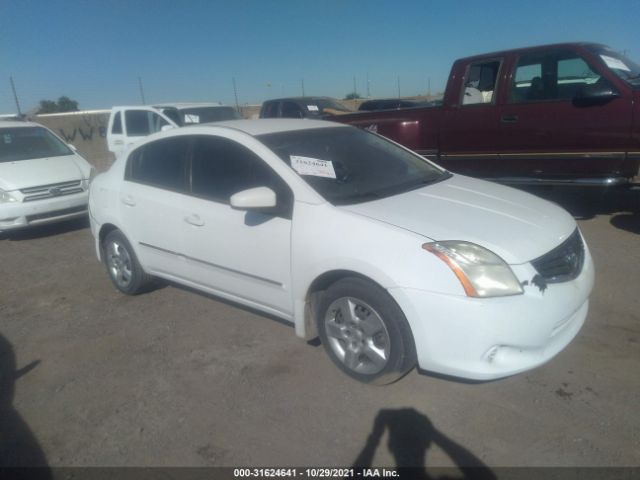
0;189;18;204
423;241;523;297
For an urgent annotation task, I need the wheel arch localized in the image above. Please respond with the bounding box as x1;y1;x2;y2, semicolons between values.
300;269;393;342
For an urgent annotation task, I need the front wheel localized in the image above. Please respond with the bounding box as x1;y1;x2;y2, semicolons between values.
103;230;153;295
317;277;416;385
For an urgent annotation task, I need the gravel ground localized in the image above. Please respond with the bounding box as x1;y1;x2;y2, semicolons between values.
0;187;638;472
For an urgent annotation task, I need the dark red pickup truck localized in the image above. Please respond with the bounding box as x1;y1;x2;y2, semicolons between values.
332;42;640;186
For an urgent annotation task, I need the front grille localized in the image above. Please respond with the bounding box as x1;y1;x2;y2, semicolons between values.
531;229;585;283
26;205;87;222
20;180;84;202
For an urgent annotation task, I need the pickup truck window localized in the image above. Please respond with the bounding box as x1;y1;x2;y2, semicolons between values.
111;112;123;134
258;127;449;206
462;60;501;105
125;110;170;136
510;50;602;103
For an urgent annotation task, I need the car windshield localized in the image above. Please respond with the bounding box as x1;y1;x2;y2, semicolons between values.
258;127;450;205
589;45;640;87
0;126;72;163
179;106;241;124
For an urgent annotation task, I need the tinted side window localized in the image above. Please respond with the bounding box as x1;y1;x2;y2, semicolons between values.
280;102;304;118
111;112;123;134
126;137;189;191
125;110;169;136
510;50;602;103
462;60;501;105
190;136;292;211
261;102;278;118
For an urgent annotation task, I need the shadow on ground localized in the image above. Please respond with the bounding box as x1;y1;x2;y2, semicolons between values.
0;217;89;241
521;185;639;224
352;408;496;479
0;334;51;477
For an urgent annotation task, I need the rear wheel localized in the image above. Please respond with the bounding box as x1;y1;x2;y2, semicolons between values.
317;277;416;385
103;230;153;295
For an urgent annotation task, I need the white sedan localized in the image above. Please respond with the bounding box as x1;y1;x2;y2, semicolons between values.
0;121;93;232
88;119;594;384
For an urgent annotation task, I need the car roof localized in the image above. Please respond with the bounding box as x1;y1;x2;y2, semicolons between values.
263;96;338;104
153;102;226;109
202;118;349;136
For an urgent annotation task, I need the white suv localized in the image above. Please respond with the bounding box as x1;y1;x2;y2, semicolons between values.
89;119;594;384
0;121;93;232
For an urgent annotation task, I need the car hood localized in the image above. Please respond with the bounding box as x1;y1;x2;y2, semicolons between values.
0;155;86;191
338;175;576;264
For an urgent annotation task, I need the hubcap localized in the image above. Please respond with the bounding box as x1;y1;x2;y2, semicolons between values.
324;297;390;375
106;240;133;288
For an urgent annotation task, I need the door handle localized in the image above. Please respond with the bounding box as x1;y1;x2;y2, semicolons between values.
184;214;205;227
121;195;136;206
501;114;519;123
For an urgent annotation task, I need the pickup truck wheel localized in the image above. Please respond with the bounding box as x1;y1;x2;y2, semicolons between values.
103;230;152;295
317;277;416;385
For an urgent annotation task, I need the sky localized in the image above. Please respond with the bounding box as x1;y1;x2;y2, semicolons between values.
2;0;640;113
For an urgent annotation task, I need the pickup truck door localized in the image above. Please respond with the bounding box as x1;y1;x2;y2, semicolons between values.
107;107;178;157
438;58;504;175
494;48;633;183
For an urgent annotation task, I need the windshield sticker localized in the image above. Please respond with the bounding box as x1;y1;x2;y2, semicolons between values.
307;105;319;111
600;55;631;72
184;114;200;123
290;155;336;179
3;134;12;144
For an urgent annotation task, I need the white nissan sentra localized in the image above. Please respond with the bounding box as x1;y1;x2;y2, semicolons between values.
0;121;93;232
88;119;594;384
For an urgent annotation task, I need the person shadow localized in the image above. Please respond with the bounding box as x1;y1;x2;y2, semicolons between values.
0;333;51;478
352;408;496;480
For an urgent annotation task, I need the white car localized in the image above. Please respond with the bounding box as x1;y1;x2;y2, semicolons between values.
0;121;93;232
89;119;594;384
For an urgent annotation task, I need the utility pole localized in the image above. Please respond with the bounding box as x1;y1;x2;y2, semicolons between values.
397;76;401;98
353;76;357;95
366;72;371;98
232;77;240;111
301;79;305;97
138;77;146;105
427;77;431;97
9;76;22;117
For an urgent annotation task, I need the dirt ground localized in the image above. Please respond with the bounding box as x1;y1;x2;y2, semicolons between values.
0;187;638;472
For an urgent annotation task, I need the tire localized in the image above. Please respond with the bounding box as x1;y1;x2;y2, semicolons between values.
102;230;153;295
317;277;416;385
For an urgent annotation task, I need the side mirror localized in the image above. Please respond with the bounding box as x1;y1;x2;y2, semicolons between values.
230;187;277;211
573;83;620;107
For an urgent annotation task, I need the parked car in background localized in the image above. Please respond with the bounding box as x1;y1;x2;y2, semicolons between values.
107;103;240;156
89;119;593;384
0;120;93;232
259;97;352;119
332;42;640;186
358;98;441;111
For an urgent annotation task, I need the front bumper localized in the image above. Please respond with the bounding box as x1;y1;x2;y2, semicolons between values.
389;249;595;380
0;191;89;231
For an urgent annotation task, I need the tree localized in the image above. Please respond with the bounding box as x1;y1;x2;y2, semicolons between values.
37;96;79;114
344;92;362;100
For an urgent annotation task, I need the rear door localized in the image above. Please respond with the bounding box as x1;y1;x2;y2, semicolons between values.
118;136;191;278
495;48;633;181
